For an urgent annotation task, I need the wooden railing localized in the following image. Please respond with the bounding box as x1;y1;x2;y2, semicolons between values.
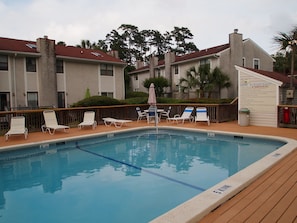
0;104;238;135
278;105;297;128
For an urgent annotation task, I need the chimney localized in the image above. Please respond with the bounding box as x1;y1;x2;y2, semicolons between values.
107;50;119;59
136;60;145;69
36;36;58;107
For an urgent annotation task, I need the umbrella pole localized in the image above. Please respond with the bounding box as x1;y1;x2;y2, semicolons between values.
155;106;158;133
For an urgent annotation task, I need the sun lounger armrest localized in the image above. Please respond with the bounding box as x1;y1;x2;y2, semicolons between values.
174;114;181;118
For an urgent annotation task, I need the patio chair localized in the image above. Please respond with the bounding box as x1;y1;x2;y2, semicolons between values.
136;107;147;122
160;106;171;119
146;105;160;123
102;117;132;128
78;111;97;129
41;110;70;135
195;107;210;126
167;107;194;124
5;116;28;141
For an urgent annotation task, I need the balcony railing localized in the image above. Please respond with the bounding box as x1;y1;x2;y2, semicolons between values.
0;104;238;135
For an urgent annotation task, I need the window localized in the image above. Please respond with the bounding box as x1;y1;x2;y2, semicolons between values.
58;92;65;108
253;58;260;69
200;59;210;70
100;64;113;76
27;92;38;108
56;59;64;73
156;69;161;77
0;55;8;71
174;65;178;75
26;57;36;72
101;92;113;98
242;57;246;67
134;75;138;80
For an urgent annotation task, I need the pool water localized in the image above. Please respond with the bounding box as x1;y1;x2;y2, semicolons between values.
0;129;285;223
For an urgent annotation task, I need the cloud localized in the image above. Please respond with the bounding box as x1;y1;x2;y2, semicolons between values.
0;0;296;54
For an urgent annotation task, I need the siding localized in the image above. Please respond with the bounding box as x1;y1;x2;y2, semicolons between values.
237;66;282;127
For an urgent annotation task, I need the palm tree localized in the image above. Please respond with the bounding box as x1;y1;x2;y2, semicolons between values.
209;67;231;98
273;26;297;88
179;66;199;98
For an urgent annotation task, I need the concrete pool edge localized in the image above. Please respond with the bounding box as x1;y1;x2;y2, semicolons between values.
149;127;297;223
1;126;296;223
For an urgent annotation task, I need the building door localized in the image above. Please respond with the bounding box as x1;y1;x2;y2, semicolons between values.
58;92;65;108
0;93;10;111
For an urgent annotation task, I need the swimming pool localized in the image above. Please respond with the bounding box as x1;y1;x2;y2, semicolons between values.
0;127;292;223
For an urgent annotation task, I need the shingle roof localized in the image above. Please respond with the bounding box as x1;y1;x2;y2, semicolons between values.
174;43;230;63
0;37;38;53
245;67;297;86
55;45;124;63
130;43;230;73
0;37;125;64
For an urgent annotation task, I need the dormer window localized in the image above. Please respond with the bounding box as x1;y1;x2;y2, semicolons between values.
91;52;102;57
26;43;37;49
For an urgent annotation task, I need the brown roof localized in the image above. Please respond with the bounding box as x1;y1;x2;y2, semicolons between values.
175;43;230;63
0;37;37;53
245;67;297;86
130;43;230;73
0;37;125;64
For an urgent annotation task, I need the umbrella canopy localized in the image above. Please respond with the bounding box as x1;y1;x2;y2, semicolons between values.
148;83;157;105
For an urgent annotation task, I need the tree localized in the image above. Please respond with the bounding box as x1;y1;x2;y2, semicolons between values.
179;65;231;99
273;52;290;74
84;88;91;98
209;67;231;98
273;26;297;88
170;26;198;55
143;77;169;97
179;66;200;98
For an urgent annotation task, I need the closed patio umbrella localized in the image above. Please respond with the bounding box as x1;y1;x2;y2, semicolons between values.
148;83;158;127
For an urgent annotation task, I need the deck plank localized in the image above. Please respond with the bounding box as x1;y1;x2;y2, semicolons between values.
198;149;297;223
247;170;297;223
277;197;297;223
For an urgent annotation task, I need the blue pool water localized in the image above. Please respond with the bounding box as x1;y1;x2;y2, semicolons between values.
0;128;285;223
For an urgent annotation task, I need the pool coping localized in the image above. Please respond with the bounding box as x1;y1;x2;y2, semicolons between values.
1;126;296;223
149;127;297;223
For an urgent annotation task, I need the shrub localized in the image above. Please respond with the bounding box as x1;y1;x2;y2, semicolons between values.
72;96;123;107
126;91;148;98
122;97;148;104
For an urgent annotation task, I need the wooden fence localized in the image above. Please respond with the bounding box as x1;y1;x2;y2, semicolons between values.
0;104;238;135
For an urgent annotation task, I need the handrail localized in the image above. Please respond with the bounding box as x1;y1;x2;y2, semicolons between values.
0;104;238;135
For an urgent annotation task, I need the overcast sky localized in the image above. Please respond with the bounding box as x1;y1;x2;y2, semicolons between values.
1;0;296;55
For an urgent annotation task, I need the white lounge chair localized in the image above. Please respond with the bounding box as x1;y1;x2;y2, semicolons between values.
41;110;70;135
136;107;147;122
5;116;28;141
195;107;210;126
78;111;97;129
167;107;194;124
102;117;132;128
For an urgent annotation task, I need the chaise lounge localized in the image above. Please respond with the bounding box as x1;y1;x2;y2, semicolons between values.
167;107;194;124
102;117;132;128
78;111;97;129
41;110;70;135
5;116;28;141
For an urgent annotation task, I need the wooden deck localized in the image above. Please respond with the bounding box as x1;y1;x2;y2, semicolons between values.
198;148;297;223
1;121;297;222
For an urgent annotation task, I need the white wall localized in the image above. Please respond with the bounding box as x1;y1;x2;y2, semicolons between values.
236;66;282;127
